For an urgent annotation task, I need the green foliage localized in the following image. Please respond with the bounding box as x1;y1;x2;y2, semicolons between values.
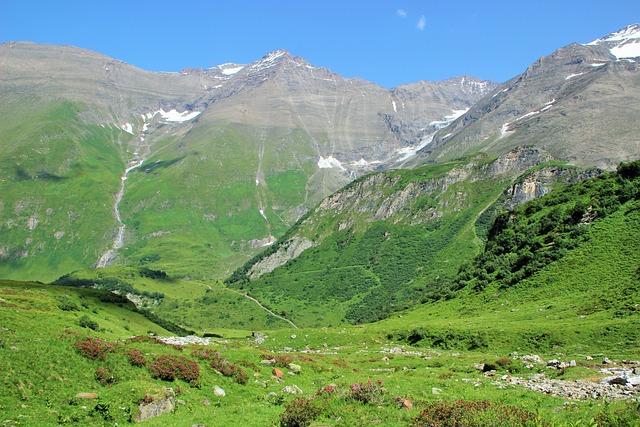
78;315;99;331
232;160;506;327
594;401;640;427
148;354;200;384
280;397;321;427
452;168;640;293
410;400;545;427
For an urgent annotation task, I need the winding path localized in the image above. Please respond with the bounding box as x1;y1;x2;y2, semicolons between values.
223;287;299;329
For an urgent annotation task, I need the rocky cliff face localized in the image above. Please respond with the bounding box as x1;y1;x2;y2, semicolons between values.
242;147;562;281
504;166;603;210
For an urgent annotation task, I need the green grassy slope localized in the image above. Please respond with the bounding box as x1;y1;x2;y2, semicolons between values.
379;162;640;356
51;266;293;332
0;98;125;281
226;155;525;327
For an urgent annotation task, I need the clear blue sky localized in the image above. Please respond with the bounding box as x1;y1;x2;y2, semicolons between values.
1;0;639;87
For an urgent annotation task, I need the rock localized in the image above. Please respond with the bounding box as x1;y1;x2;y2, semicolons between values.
282;385;303;395
177;399;186;405
273;368;283;379
547;359;561;368
213;386;226;397
253;332;265;345
203;399;211;406
431;387;442;395
75;392;99;399
290;334;297;339
288;363;302;373
260;359;276;366
135;387;175;422
401;398;413;410
608;377;628;386
603;357;613;364
266;392;278;401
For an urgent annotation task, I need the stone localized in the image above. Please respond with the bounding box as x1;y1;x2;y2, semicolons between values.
260;359;276;366
288;363;302;373
134;387;175;422
431;387;442;395
75;392;99;399
273;368;283;379
253;332;265;345
401;398;413;410
213;386;226;397
282;385;303;395
203;399;211;406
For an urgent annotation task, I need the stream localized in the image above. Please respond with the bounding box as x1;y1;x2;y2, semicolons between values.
96;122;150;268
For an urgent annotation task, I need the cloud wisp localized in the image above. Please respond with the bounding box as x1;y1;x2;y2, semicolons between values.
416;15;426;30
396;9;407;18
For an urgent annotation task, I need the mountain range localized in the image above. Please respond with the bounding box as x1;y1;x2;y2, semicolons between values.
0;24;639;289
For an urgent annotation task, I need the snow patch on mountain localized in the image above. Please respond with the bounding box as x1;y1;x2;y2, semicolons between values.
318;156;345;170
219;64;245;75
429;109;469;129
610;41;640;60
586;24;640;59
159;109;201;122
351;158;382;167
121;123;134;135
566;72;585;80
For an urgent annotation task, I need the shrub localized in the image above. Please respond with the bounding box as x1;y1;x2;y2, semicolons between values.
595;401;640;427
94;367;117;386
279;397;321;427
410;400;544;427
349;380;386;405
193;348;249;385
78;315;99;331
124;348;147;367
74;337;114;360
148;354;200;384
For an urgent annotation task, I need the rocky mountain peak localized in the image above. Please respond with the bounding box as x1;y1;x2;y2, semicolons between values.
585;23;640;59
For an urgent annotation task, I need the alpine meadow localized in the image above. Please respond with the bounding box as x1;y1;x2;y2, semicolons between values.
1;23;640;427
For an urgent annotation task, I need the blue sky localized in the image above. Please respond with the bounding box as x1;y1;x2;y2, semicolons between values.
1;0;639;87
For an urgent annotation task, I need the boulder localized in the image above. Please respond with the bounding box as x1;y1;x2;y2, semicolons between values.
282;385;303;395
272;368;283;379
288;363;302;373
134;387;175;422
213;386;226;397
75;392;99;399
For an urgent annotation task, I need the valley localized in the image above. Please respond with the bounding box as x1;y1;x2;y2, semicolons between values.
1;24;640;426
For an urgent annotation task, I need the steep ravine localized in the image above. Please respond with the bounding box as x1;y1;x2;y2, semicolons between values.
95;119;153;268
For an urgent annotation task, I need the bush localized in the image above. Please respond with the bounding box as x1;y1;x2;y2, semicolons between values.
192;348;249;385
94;367;117;386
410;400;544;427
148;354;200;384
349;380;386;405
74;337;114;360
124;348;147;367
279;397;321;427
78;315;99;331
595;401;640;427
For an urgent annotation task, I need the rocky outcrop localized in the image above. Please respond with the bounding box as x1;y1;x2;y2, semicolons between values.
504;164;602;209
134;388;176;422
248;237;316;279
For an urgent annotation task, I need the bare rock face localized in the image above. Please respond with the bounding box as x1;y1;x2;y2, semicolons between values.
135;388;175;422
504;164;603;209
414;25;640;171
